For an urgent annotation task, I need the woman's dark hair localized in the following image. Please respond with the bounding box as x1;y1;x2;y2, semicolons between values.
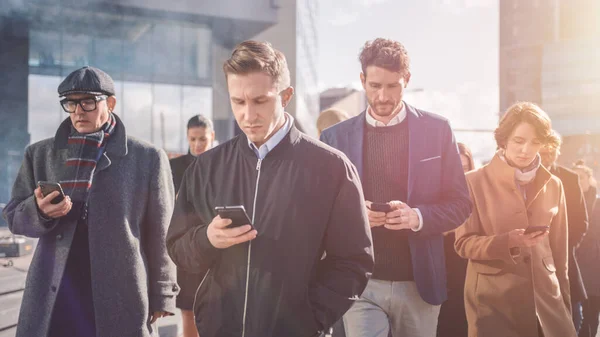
187;115;213;131
457;142;475;171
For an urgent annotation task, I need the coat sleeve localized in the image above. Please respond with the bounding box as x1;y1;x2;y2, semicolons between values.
414;121;472;236
550;182;572;314
309;158;374;331
454;177;518;265
166;161;221;274
2;146;60;237
144;150;178;314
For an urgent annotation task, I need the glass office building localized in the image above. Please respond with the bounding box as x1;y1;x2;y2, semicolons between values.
0;0;293;204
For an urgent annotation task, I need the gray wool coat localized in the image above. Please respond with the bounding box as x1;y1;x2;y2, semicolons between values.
2;114;178;337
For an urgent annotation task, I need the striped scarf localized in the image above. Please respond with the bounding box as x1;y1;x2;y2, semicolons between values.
61;113;116;203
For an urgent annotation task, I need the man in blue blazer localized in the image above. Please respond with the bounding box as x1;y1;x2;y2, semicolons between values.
320;38;471;337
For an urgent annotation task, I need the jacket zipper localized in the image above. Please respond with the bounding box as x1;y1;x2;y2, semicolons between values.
242;158;262;337
192;269;211;313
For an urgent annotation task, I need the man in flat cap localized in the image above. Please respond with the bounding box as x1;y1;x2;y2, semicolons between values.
2;66;178;337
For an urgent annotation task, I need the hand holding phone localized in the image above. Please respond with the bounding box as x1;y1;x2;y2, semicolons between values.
37;181;65;204
35;181;72;219
207;206;257;249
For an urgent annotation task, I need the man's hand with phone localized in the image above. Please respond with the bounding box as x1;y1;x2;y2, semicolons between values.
34;187;72;219
207;215;257;249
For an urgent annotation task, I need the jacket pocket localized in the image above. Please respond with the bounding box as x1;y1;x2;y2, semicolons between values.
471;260;504;275
542;256;556;273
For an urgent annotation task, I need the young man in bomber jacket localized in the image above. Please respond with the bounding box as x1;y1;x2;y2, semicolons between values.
166;40;375;337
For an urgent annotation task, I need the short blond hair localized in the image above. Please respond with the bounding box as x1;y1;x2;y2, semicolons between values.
223;40;290;89
317;109;350;135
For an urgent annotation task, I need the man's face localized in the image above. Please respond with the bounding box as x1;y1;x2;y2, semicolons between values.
227;72;293;148
539;146;559;169
361;66;409;117
65;93;114;134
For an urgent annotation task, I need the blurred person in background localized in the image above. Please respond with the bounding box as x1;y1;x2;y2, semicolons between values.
540;133;589;333
574;161;599;337
321;38;471;337
437;142;474;337
170;114;215;337
317;108;349;137
455;102;577;337
573;160;597;215
2;66;177;337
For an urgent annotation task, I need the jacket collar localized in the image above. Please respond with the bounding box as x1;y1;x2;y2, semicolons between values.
488;151;553;208
239;123;302;160
54;113;128;157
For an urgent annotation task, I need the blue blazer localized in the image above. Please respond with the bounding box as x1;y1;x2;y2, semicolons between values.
320;103;472;305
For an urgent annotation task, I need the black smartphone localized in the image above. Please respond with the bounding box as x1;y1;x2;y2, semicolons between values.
369;202;392;213
524;225;550;235
37;181;65;204
215;205;254;229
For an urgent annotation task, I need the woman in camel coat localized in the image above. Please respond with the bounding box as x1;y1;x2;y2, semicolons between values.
455;102;577;337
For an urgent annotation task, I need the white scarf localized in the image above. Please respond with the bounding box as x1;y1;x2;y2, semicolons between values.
498;149;541;185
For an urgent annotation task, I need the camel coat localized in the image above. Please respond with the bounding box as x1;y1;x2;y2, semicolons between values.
455;153;576;337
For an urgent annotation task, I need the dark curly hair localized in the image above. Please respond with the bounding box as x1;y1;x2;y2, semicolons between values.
494;102;560;150
359;38;410;78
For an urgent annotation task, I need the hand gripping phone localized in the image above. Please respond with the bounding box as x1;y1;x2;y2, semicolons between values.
215;205;254;229
37;181;66;205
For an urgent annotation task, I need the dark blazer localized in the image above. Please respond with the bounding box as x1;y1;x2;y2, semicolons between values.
550;165;589;302
320;103;472;305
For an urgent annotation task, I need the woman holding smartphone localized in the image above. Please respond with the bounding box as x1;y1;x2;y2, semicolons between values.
454;102;576;337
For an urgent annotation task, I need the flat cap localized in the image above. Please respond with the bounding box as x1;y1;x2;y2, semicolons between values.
58;66;115;97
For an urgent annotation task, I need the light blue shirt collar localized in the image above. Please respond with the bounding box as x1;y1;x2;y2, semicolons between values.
248;113;294;159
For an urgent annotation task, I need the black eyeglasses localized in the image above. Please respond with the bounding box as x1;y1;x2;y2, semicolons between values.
60;95;107;113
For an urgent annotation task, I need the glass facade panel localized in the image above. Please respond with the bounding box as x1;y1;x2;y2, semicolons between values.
122;81;153;144
28;74;62;143
152;84;182;152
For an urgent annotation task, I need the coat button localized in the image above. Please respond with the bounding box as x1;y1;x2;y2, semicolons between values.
56;234;63;240
524;256;531;264
172;285;179;292
51;286;57;292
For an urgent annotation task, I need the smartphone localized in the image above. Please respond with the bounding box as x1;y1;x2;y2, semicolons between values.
37;181;65;205
524;225;550;235
369;202;392;213
215;205;254;229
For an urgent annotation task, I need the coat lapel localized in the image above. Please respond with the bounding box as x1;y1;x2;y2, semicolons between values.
406;104;422;202
347;112;366;179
